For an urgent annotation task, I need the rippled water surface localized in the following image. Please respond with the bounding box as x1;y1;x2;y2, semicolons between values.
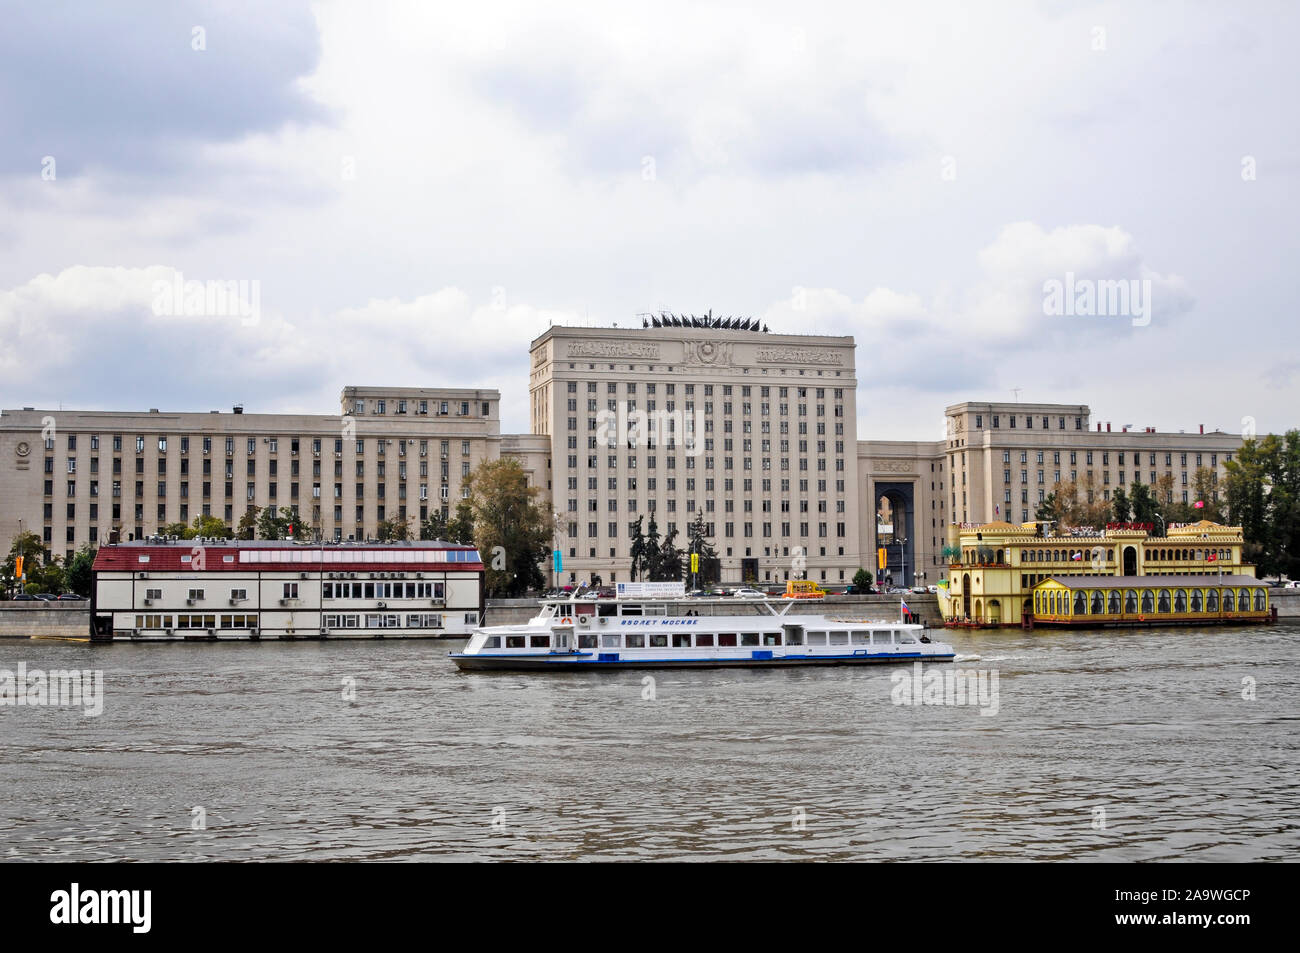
2;624;1297;861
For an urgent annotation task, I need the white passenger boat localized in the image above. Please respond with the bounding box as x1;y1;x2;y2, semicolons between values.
449;582;954;671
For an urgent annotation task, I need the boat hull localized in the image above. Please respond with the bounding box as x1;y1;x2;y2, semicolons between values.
450;651;955;671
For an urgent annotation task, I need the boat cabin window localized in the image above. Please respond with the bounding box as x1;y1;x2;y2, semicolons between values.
506;635;526;648
829;631;849;645
741;633;760;647
807;631;828;646
597;603;617;617
621;604;642;616
871;630;892;645
482;635;501;649
784;627;805;646
649;632;668;648
578;634;598;649
696;633;715;647
718;633;737;647
601;634;620;648
1254;589;1265;611
644;603;668;617
625;633;645;648
673;633;692;648
762;632;781;646
898;630;917;644
530;634;551;648
850;630;869;645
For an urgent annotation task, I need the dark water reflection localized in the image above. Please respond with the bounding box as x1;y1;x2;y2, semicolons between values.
1;624;1296;861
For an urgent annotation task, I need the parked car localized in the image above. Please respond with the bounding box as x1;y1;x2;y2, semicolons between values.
34;593;58;601
733;587;765;599
911;586;927;594
10;593;39;601
56;593;85;602
927;585;939;594
1285;581;1300;589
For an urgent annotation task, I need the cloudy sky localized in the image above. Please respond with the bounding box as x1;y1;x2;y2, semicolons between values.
1;0;1296;441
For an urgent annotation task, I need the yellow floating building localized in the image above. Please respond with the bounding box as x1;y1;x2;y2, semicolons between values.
940;520;1269;627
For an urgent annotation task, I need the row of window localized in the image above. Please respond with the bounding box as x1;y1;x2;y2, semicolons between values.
999;449;1224;468
976;414;1084;430
566;383;845;399
348;398;489;417
324;613;472;628
1035;587;1267;615
47;435;478;457
133;614;257;629
323;582;445;600
486;627;916;650
1001;469;1214;487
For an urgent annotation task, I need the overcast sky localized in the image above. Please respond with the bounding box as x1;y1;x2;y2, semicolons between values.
1;1;1296;441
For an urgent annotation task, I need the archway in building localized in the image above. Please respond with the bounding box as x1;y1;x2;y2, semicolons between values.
987;599;1001;624
1123;545;1138;576
874;481;916;587
962;573;971;620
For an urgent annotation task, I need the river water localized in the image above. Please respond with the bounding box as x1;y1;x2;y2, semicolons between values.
1;624;1296;861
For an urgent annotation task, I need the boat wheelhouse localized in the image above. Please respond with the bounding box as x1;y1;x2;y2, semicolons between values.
450;582;954;670
1030;574;1272;626
90;538;485;641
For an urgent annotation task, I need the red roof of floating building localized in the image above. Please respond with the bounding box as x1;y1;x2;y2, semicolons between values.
91;539;484;574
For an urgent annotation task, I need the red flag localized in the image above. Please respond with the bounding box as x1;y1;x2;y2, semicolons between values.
1208;552;1217;561
1194;500;1204;509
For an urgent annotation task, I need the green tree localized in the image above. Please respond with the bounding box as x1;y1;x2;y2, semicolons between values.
447;500;476;545
256;505;297;540
643;515;662;581
1111;488;1131;523
421;509;449;541
192;514;232;539
159;521;194;539
628;515;646;580
377;515;412;541
657;527;682;581
465;458;550;596
686;513;719;585
3;531;46;598
1225;432;1300;579
237;506;262;540
1190;466;1224;522
1130;479;1158;527
65;545;97;597
853;568;874;592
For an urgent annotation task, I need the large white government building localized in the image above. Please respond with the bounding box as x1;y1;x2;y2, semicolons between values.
0;321;1249;588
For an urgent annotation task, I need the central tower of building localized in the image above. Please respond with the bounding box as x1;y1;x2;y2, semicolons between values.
528;321;860;585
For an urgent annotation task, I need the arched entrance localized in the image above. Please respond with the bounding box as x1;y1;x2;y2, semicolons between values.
962;573;971;620
987;599;1001;624
1123;545;1137;576
874;481;916;587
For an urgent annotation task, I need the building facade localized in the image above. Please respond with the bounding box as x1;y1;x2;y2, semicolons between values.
90;538;485;640
0;386;500;562
528;324;862;587
0;329;1252;593
940;519;1259;626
